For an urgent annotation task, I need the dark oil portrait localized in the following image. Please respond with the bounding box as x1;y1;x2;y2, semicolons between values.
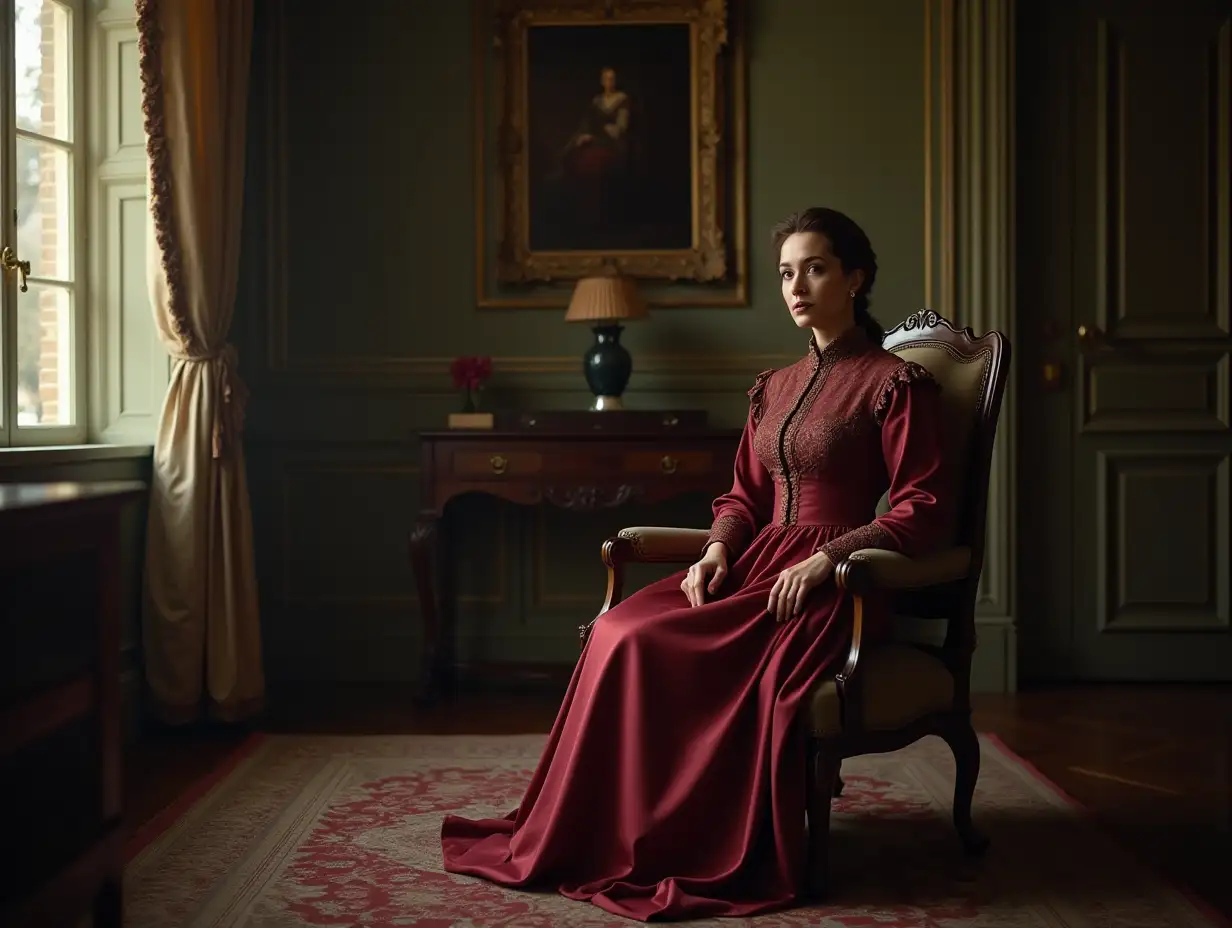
525;23;693;253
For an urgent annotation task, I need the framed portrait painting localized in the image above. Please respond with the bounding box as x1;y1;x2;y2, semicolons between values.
482;0;743;292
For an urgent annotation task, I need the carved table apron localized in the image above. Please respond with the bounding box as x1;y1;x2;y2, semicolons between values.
410;426;740;703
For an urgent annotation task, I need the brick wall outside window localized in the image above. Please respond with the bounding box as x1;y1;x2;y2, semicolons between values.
35;3;59;423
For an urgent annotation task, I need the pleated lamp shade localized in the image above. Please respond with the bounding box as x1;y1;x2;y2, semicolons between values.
564;275;648;323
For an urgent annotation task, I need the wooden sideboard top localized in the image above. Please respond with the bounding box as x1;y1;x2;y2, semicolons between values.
419;408;741;442
0;480;146;514
419;429;743;442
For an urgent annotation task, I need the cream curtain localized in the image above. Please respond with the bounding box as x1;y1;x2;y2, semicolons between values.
137;0;262;724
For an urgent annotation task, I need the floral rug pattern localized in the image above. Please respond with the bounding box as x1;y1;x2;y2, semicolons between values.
123;733;1224;927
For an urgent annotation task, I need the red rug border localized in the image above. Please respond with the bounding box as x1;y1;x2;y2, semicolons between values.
123;731;268;863
120;729;1231;928
980;730;1231;928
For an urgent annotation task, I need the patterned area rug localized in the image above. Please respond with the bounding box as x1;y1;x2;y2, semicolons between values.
123;732;1226;927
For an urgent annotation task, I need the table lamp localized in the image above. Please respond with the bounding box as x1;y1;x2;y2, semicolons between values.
564;273;648;411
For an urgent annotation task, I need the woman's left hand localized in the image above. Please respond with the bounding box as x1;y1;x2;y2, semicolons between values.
767;552;834;623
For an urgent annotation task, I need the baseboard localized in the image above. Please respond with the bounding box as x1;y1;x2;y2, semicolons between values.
972;615;1017;693
890;613;1017;694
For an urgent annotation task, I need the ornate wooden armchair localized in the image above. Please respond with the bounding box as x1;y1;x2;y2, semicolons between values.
577;310;1011;897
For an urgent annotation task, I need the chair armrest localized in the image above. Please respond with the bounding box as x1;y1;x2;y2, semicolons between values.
608;526;710;564
831;546;970;731
584;527;708;650
834;546;971;594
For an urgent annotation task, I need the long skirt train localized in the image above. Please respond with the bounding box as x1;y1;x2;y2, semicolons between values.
440;523;865;921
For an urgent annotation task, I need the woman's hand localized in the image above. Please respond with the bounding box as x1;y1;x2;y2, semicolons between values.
768;551;834;622
681;542;729;607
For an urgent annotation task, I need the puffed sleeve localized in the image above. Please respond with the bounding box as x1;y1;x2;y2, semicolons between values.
702;369;776;558
817;362;955;565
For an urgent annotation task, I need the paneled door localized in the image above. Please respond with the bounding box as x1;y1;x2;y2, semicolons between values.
1018;0;1232;680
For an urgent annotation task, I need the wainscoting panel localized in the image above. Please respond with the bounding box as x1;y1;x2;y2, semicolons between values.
228;0;1020;692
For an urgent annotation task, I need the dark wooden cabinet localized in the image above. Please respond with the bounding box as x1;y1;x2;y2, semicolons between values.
0;481;146;928
410;416;741;703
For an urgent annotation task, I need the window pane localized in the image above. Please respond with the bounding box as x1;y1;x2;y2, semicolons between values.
16;282;72;427
0;312;5;427
15;0;72;142
15;137;71;281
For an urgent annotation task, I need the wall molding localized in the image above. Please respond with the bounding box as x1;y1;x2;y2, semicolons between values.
265;353;800;380
928;0;1017;691
924;0;956;312
275;460;420;605
272;457;510;609
251;0;1020;691
973;614;1018;692
256;0;947;381
256;7;786;380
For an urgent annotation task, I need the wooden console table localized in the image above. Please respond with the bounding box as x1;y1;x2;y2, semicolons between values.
410;414;740;704
0;480;146;928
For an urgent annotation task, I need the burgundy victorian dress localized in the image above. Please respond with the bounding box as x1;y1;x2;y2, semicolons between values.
440;326;954;921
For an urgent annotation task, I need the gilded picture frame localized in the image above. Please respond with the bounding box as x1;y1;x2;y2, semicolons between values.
489;0;733;286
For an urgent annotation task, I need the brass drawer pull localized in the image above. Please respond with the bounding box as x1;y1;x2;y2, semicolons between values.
660;455;678;474
490;454;508;475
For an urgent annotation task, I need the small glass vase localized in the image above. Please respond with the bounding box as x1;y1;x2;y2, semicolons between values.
461;387;482;413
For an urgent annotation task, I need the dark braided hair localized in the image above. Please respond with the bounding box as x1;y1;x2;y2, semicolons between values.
771;207;883;344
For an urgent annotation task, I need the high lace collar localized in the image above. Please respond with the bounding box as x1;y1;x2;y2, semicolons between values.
806;325;870;364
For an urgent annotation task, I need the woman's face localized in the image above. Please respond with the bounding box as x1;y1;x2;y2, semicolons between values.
777;231;863;331
600;68;616;92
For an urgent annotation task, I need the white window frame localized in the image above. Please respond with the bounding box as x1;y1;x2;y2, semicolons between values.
86;0;167;450
0;0;89;448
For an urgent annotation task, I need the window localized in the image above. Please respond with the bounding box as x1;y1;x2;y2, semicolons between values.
0;0;85;446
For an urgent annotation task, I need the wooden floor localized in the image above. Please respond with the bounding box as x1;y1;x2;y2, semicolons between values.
125;682;1232;921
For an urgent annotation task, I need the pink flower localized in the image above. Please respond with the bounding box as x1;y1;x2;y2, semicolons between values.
450;356;493;391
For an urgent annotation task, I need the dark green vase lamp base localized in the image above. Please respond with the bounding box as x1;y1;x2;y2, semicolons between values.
583;324;632;411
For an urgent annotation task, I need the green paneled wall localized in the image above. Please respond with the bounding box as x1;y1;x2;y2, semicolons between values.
235;0;927;683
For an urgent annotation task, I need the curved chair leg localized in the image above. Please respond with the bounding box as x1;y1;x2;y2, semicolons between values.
940;715;990;856
804;741;842;898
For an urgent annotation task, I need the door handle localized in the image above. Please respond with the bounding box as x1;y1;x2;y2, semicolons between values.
0;245;29;292
1076;323;1109;354
1076;323;1102;341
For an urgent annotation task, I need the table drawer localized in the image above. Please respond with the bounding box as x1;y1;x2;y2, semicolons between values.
451;450;543;478
622;450;717;477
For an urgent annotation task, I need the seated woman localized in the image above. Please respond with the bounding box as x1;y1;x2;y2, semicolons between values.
439;207;955;922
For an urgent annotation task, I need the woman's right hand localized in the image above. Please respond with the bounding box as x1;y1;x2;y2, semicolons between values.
681;542;729;607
